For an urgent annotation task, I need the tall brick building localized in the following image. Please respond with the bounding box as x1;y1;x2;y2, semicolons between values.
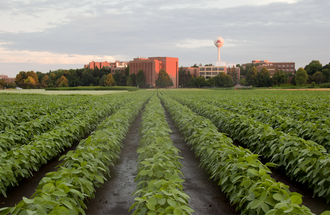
128;57;179;88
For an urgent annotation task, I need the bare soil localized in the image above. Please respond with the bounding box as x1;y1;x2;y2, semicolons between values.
164;106;240;215
84;110;143;215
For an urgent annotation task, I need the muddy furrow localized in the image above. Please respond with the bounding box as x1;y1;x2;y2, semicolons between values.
163;105;240;215
84;110;143;215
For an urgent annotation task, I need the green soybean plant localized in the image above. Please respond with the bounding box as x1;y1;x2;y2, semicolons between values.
130;94;194;215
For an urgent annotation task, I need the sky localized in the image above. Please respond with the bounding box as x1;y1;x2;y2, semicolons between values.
0;0;329;77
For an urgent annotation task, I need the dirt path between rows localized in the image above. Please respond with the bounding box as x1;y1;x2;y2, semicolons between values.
84;110;143;215
164;106;240;215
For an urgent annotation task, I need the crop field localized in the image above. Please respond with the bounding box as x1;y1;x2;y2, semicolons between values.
1;90;330;215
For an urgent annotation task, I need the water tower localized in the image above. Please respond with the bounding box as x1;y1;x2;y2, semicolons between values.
214;36;224;62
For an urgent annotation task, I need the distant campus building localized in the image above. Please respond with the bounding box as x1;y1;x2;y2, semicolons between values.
0;75;15;83
128;57;179;88
242;60;295;77
84;60;128;73
85;57;179;88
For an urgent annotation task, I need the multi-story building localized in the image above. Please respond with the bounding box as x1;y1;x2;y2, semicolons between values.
242;60;295;75
198;65;240;80
84;60;127;70
128;57;179;88
199;66;226;79
180;67;200;78
0;75;15;83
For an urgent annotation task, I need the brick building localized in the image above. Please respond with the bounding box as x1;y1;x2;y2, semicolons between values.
0;75;15;83
84;61;127;70
242;60;295;75
128;57;179;88
181;67;200;78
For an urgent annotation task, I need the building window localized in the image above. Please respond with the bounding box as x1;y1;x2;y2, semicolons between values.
206;72;211;75
200;68;205;71
206;68;211;71
200;72;205;75
219;67;224;71
287;65;289;67
291;65;294;67
212;67;218;71
212;72;217;75
278;65;281;67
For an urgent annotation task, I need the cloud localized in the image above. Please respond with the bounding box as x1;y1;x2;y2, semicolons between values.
0;45;124;64
0;0;329;76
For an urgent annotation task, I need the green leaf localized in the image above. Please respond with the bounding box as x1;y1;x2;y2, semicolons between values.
52;191;67;197
158;198;166;205
250;199;262;209
139;170;148;176
290;195;302;205
321;211;330;215
273;193;284;201
146;202;155;211
167;199;177;207
23;197;35;204
62;200;73;210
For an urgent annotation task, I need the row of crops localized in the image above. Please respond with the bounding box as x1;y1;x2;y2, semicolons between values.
1;90;330;215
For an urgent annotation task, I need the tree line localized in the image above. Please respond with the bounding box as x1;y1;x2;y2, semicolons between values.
12;66;174;89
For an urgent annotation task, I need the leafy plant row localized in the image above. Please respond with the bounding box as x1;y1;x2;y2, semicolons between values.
129;94;194;215
159;93;315;215
193;97;330;152
168;93;330;203
0;92;151;215
0;94;130;197
0;100;92;152
0;96;89;133
186;91;330;126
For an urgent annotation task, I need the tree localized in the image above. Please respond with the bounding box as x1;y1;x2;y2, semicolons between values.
188;75;195;87
26;71;39;83
312;71;324;84
136;70;146;87
239;78;248;86
295;68;308;86
194;76;207;88
206;77;215;87
304;60;322;76
322;69;330;82
105;73;115;86
81;70;96;86
155;69;173;88
125;65;130;76
258;67;271;87
56;75;68;87
99;75;107;86
119;75;127;86
42;75;50;86
127;76;133;86
272;70;288;87
214;72;234;87
65;70;82;87
246;67;259;87
227;66;239;85
130;73;136;86
15;71;26;84
113;71;121;85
